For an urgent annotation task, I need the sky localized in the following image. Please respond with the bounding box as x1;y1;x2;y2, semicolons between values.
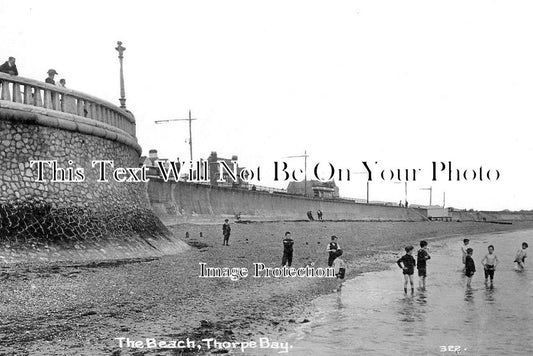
1;0;532;211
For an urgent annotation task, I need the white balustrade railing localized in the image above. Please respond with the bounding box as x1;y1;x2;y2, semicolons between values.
0;73;136;138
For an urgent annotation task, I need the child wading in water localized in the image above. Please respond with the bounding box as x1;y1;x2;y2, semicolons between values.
514;242;528;271
461;238;470;271
397;246;416;294
481;245;499;286
417;240;431;289
333;250;346;292
465;248;475;287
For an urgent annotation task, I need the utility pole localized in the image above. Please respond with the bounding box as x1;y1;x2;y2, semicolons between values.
443;192;446;208
155;110;198;163
395;181;408;206
420;186;433;206
285;151;309;197
115;41;127;109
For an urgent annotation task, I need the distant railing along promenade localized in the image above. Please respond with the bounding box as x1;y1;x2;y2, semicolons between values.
0;73;139;152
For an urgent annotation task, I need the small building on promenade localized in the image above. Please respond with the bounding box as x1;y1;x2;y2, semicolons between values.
286;180;339;198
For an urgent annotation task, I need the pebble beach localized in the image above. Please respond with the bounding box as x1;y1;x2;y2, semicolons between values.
1;220;533;355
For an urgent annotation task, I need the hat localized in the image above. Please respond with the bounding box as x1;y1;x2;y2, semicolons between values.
47;69;58;75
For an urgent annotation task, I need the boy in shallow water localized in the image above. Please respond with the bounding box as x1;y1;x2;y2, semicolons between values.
397;246;416;294
417;240;431;289
461;238;470;270
514;242;528;271
481;245;499;286
333;250;346;292
465;248;475;287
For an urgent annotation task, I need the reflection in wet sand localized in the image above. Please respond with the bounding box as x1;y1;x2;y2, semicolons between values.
290;230;533;356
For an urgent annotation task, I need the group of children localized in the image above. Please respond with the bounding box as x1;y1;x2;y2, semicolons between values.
396;241;431;293
461;239;529;287
396;238;529;292
281;233;346;280
280;230;529;293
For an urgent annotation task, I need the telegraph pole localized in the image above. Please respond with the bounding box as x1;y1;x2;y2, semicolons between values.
115;41;127;109
420;186;433;206
155;110;198;163
285;151;309;197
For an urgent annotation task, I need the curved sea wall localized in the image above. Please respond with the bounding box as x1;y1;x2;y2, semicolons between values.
0;74;187;263
148;179;427;224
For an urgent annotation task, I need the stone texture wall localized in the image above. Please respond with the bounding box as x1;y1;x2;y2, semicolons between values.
0;114;187;263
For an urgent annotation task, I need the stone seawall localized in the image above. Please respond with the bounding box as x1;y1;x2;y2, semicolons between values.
0;110;188;263
147;179;427;225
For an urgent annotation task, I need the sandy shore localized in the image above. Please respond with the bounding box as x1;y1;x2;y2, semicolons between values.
1;220;533;355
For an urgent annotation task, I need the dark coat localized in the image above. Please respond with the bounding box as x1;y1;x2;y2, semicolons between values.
0;61;18;75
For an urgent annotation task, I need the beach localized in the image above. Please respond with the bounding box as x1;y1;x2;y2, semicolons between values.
1;220;533;355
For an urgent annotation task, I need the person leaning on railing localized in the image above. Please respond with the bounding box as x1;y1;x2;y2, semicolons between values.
0;57;18;76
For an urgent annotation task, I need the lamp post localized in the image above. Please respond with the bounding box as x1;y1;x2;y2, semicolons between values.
115;41;127;109
155;110;198;163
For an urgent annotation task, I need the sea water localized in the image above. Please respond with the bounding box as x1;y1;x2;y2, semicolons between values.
289;229;533;356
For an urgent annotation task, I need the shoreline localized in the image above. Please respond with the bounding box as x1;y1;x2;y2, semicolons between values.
2;221;533;355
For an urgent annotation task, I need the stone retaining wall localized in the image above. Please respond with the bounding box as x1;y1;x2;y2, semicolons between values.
0;110;188;263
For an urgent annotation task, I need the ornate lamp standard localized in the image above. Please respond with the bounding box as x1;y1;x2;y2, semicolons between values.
115;41;127;109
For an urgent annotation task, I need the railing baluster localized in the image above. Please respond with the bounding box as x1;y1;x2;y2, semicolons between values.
34;87;43;107
43;89;53;109
12;83;22;103
1;80;11;100
23;85;33;105
52;92;60;111
77;98;84;116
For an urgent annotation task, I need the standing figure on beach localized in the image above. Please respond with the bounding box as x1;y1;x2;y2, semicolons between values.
464;248;475;287
317;210;323;221
282;232;294;267
417;240;431;289
461;239;470;270
481;245;499;286
222;219;231;246
514;242;528;271
397;246;416;294
327;235;341;267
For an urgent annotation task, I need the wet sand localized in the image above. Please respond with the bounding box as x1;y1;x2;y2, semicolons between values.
1;220;533;355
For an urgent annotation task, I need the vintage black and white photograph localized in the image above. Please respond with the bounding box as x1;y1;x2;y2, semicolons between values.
1;1;532;355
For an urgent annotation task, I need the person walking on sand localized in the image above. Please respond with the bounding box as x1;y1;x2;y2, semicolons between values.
465;248;475;288
481;245;499;286
222;219;231;246
282;231;294;267
417;240;431;289
397;246;416;294
514;242;528;271
327;235;341;267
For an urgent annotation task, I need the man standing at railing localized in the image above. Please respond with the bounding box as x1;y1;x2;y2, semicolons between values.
45;69;58;84
0;57;18;76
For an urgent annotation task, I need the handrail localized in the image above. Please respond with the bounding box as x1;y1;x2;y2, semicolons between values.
0;72;136;138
